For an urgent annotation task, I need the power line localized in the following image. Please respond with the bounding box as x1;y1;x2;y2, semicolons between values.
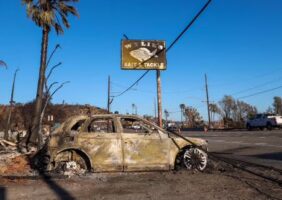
209;68;282;88
113;0;212;98
113;70;150;97
166;0;212;52
232;77;282;96
112;81;204;95
237;85;282;99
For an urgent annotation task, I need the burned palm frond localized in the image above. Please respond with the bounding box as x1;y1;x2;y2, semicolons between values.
22;0;80;35
0;60;7;69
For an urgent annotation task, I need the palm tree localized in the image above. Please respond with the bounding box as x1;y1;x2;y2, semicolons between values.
22;0;79;147
132;104;136;115
179;104;185;127
209;103;221;123
164;109;169;127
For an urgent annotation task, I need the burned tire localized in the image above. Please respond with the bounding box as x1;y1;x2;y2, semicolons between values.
183;148;208;171
54;150;90;175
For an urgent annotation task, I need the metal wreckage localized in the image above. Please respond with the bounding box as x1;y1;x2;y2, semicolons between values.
34;114;208;174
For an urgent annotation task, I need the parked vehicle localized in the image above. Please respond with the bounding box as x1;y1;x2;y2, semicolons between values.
35;114;208;174
246;113;282;130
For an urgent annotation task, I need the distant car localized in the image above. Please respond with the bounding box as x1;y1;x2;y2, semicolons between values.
166;126;180;133
131;124;141;130
246;113;282;130
36;114;208;174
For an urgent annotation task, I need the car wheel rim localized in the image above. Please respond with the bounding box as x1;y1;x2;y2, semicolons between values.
183;148;208;171
62;160;86;175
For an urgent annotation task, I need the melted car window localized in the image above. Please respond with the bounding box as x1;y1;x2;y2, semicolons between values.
71;119;86;131
87;118;115;133
121;118;158;134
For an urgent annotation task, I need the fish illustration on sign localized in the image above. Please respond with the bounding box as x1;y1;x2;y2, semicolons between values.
129;48;158;62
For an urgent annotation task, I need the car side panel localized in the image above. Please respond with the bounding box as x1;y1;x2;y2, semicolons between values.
122;133;170;171
76;133;123;172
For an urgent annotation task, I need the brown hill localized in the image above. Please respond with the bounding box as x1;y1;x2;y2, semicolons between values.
0;103;108;131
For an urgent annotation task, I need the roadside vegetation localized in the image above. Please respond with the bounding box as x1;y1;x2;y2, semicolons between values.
174;95;282;129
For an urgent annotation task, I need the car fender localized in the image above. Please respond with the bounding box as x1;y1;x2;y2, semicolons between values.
53;147;93;171
169;137;208;168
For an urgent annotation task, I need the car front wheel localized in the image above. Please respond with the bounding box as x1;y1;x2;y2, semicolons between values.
183;148;208;171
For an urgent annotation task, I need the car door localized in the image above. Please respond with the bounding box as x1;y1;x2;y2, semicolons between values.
78;116;123;172
257;114;265;127
252;114;261;127
120;117;170;171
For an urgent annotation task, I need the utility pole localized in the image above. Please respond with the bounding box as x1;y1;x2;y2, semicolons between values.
205;74;211;128
107;76;111;113
157;70;163;128
131;104;135;115
154;98;157;121
4;69;19;140
135;105;138;115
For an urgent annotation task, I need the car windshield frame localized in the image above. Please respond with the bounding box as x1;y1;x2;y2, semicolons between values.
119;116;167;135
80;116;117;133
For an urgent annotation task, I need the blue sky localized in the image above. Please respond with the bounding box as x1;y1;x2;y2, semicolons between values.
0;0;282;120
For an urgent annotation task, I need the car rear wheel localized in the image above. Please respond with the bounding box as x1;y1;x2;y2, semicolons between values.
54;150;88;175
183;148;208;171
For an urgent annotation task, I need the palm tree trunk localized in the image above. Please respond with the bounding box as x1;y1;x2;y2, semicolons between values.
29;27;49;147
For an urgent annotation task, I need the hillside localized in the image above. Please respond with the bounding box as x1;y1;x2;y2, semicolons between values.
0;103;108;131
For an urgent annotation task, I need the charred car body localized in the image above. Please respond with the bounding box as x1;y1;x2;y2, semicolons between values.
37;114;208;173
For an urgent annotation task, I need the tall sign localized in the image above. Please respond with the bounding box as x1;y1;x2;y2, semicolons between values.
121;40;166;70
121;40;166;128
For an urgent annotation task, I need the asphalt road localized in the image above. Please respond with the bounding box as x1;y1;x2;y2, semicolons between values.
1;130;282;200
183;130;282;170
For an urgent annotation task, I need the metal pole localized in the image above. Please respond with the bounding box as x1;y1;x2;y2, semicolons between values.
154;98;157;121
157;70;163;128
4;69;19;140
135;105;138;115
107;76;110;113
205;74;211;128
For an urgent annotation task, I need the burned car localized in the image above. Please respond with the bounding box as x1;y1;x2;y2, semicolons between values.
38;114;208;173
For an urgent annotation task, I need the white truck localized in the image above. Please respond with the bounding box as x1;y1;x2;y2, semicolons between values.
246;113;282;130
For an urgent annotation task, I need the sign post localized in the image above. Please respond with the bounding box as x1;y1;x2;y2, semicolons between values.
121;40;166;127
156;70;163;128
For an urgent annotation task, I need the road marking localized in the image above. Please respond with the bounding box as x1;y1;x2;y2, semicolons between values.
230;141;243;144
254;143;267;146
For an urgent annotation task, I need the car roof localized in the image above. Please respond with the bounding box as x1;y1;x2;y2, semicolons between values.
88;114;165;130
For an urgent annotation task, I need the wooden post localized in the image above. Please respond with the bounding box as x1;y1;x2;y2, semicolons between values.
157;70;163;128
205;74;211;128
107;76;111;113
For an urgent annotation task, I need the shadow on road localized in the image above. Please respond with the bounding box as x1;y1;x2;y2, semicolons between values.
39;172;76;200
0;186;6;200
252;152;282;161
213;146;253;154
29;153;76;200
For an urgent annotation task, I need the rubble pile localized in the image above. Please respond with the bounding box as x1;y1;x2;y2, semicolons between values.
0;152;32;176
0;138;35;176
0;139;17;151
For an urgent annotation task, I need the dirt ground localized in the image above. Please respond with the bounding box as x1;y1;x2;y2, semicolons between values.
0;159;281;200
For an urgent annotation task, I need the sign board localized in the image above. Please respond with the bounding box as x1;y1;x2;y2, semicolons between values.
121;40;166;70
